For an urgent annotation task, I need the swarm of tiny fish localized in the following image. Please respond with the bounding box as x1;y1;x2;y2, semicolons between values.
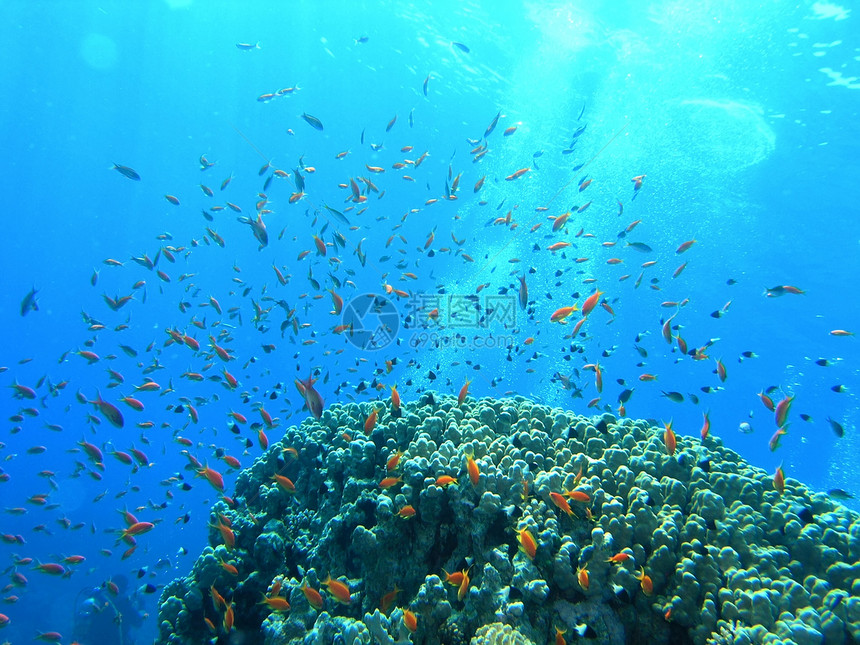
155;393;860;645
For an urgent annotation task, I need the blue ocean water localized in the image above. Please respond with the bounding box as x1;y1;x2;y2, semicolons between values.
1;1;858;642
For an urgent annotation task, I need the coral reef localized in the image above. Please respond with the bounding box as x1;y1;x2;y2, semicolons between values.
470;622;534;645
155;394;860;644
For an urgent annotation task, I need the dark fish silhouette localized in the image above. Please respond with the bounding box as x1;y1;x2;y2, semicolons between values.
484;110;501;139
827;417;844;438
323;204;351;226
301;112;324;131
20;287;38;316
626;242;652;253
112;163;140;181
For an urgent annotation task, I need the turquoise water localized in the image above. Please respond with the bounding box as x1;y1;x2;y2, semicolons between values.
1;1;858;642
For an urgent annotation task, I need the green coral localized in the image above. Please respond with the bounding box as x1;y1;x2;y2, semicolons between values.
155;395;860;645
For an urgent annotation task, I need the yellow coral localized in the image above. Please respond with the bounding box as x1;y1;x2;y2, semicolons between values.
470;623;535;645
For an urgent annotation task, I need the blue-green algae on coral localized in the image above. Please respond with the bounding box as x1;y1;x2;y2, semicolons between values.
156;394;860;645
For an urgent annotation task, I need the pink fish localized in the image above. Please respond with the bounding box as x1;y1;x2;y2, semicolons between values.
295;375;324;419
89;390;124;428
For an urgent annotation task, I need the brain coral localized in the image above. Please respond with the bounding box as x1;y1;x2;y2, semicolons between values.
155;394;860;645
470;622;534;645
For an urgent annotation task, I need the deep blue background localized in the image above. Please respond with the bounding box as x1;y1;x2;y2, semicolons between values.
1;1;858;642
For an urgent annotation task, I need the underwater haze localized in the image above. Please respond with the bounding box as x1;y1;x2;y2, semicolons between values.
1;1;859;643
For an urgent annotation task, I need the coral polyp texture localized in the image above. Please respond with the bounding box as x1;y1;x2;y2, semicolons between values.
156;394;860;645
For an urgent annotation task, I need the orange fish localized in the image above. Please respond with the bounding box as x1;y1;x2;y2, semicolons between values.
716;359;727;382
457;568;470;600
768;428;787;452
663;421;677;456
397;505;416;519
552;212;570;232
34;562;66;576
312;235;327;256
272;474;296;493
386;449;404;472
322;575;351;604
700;411;711;441
465;453;480;486
436;475;458;487
635;567;653;595
301;581;324;610
259;406;275;428
550;305;578;323
380;585;401;615
565;489;591;503
676;239;696;254
577;565;589;590
606;552;632;564
90;390;124;428
662;316;675;344
505;168;530;181
758;391;776;412
403;608;418;633
119;521;154;541
774;394;794;428
197;465;224;491
572;463;584;487
517;527;537;560
259;594;290;612
773;464;785;494
210;585;226;610
223;601;234;632
458;379;471;405
581;290;604;317
547;241;571;252
550;492;574;517
443;568;465;587
364;407;380;434
211;521;235;548
379;476;402;489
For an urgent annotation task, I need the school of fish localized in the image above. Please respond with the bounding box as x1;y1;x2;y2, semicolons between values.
0;35;855;641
